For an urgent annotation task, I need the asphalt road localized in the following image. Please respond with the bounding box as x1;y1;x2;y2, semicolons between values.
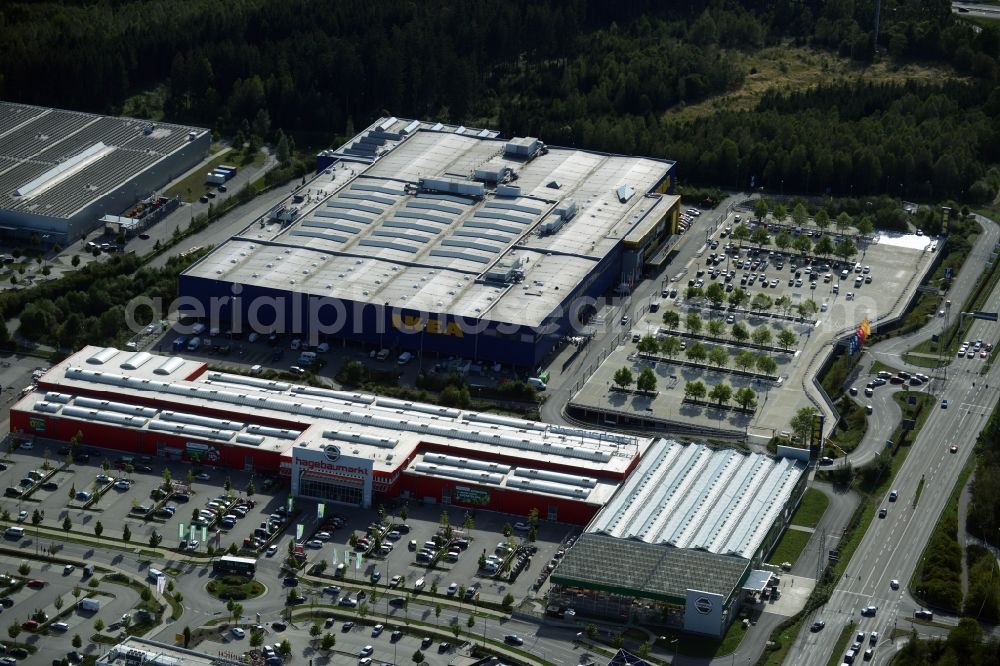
783;214;1000;666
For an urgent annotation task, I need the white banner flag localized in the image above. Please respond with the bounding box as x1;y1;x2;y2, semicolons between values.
156;574;166;594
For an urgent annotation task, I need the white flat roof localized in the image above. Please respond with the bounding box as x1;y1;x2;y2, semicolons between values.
26;347;647;503
183;121;676;328
588;439;806;559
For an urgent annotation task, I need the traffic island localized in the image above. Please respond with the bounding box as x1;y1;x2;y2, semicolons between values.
206;575;266;601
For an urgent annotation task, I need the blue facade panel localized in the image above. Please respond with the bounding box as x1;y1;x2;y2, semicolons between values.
178;237;625;369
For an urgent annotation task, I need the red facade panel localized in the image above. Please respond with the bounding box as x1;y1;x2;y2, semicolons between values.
9;409;283;474
394;472;599;525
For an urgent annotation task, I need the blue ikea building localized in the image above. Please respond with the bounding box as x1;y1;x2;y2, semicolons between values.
179;118;678;369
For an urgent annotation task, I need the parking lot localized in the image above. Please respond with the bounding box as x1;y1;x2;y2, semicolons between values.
0;441;288;554
205;613;472;666
569;209;937;442
2;438;579;611
0;553;142;666
291;500;578;609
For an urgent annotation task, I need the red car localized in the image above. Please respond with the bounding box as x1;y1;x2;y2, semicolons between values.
21;619;39;631
26;579;46;589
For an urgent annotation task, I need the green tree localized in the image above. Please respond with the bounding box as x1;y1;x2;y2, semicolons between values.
277;639;292;657
756;355;778;375
585;623;598;639
813;235;835;257
734;387;757;410
275;129;291;164
775;295;793;316
777;328;798;350
660;336;682;359
63;516;72;533
709;383;733;407
707;319;725;337
791;203;808;228
685;285;703;301
751;325;772;347
94;521;103;542
684;380;707;402
835;237;857;261
466;614;475;628
775;230;792;253
149;530;162;548
728;287;749;309
814;208;830;230
772;203;788;225
731;322;750;343
612;367;633;389
798;299;819;319
790;406;818;445
856;216;875;238
734;350;757;372
792;235;812;256
750;226;770;247
705;282;726;307
501;592;515;610
72;633;83;648
250;629;264;647
686;312;703;335
123;524;131;543
413;650;425;663
750;293;773;313
636;335;659;356
753;199;769;222
708;346;729;368
686;341;707;363
662;310;680;330
94;618;105;632
611;633;624;649
321;632;336;650
246;478;255;498
6;623;20;640
732;223;751;247
636;368;657;393
836;212;853;233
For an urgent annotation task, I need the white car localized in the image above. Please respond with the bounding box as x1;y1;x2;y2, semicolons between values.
890;579;899;590
16;510;27;522
114;480;130;490
447;582;459;596
513;521;530;532
371;625;383;637
414;577;425;589
195;472;211;481
51;622;69;632
266;545;278;557
249;364;262;375
315;531;332;541
231;627;246;639
96;474;113;483
306;539;324;549
359;645;374;657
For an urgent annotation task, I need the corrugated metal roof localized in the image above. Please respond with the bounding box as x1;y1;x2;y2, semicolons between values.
589;440;805;559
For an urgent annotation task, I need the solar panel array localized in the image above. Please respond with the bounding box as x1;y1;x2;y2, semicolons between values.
0;102;205;218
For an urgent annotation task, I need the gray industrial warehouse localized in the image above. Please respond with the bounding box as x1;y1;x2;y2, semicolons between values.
549;440;809;637
0;101;209;244
179;116;679;368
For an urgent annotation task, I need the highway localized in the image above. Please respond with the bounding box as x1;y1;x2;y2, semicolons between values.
784;215;1000;666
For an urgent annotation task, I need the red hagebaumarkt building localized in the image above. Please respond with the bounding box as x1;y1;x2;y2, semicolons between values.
11;346;647;524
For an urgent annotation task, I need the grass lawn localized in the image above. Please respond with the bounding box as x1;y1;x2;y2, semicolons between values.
829;397;868;453
164;149;235;203
767;528;812;567
662;45;962;124
791;488;830;529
